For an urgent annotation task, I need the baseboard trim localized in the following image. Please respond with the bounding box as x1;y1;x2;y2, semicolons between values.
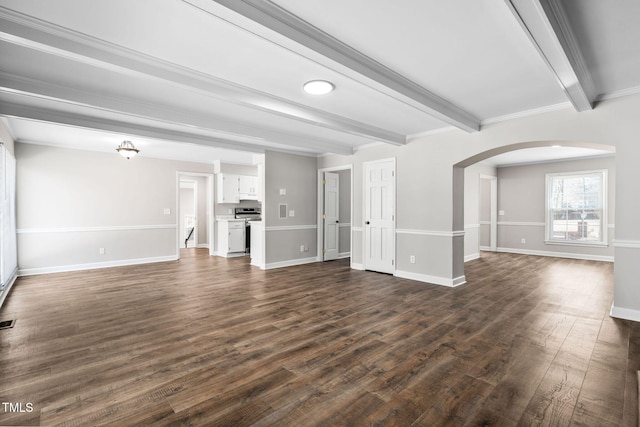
610;303;640;323
497;247;614;262
338;252;351;259
465;253;480;262
216;252;247;259
351;262;365;270
264;256;319;270
196;243;209;249
18;255;179;276
0;267;19;309
394;270;466;287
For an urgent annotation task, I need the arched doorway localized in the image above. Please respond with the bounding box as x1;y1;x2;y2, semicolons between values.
453;140;616;281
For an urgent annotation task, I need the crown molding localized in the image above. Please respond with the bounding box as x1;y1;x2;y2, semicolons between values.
0;6;404;148
206;0;480;132
481;101;572;125
595;85;640;102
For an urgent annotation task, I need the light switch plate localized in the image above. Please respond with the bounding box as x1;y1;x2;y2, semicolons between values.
499;210;505;216
289;210;295;217
279;188;287;195
164;208;171;215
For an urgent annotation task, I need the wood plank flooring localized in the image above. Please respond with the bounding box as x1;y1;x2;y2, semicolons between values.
0;250;638;426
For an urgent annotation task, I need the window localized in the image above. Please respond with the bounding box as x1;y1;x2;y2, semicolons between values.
545;170;607;245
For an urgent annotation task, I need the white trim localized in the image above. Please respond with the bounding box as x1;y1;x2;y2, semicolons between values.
338;252;351;259
406;126;457;142
482;102;572;126
394;270;466;287
612;240;640;249
496;247;613;262
338;223;351;228
544;240;608;248
17;224;177;234
196;243;210;249
265;225;317;231
352;226;363;232
216;252;247;259
596;85;640;102
0;266;18;309
498;221;545;227
610;303;640;323
465;253;480;262
396;229;465;237
497;221;615;229
18;255;178;276
351;262;365;270
263;256;319;270
464;224;480;229
480;246;494;251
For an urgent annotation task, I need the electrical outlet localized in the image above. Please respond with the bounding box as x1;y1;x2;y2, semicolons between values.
280;188;287;195
410;255;416;264
521;238;526;244
289;210;295;217
499;210;505;216
300;245;305;252
163;208;171;215
99;248;105;255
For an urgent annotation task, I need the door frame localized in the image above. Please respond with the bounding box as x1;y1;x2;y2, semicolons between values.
179;179;198;248
316;164;353;262
479;174;498;251
176;171;215;258
363;157;396;274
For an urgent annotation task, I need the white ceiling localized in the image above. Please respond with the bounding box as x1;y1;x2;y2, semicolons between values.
0;0;638;164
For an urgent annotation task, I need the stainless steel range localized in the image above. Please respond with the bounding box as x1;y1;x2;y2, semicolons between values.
234;207;261;253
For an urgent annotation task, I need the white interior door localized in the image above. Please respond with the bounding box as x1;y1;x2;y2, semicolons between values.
323;172;340;261
364;159;395;274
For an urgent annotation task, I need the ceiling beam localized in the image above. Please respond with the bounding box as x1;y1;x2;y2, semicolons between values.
505;0;596;111
207;0;480;132
0;7;404;147
0;72;356;155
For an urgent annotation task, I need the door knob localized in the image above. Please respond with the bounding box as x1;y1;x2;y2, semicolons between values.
336;220;339;223
366;221;370;225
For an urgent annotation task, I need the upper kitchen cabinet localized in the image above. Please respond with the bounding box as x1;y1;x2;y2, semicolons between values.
239;175;259;201
217;173;240;203
217;173;260;203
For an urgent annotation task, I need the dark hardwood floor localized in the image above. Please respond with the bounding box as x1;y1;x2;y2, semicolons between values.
0;250;638;426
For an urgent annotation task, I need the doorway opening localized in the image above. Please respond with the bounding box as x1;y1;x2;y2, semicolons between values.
176;172;214;259
317;165;352;263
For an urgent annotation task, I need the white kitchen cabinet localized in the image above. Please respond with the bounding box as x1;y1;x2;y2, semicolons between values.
217;219;246;257
217;174;260;202
239;175;259;200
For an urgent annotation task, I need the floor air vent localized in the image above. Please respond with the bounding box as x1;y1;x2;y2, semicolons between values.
0;319;16;330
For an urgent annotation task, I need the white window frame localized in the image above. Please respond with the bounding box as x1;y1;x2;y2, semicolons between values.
545;169;608;247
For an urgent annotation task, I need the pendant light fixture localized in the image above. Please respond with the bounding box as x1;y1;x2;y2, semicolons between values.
116;140;139;159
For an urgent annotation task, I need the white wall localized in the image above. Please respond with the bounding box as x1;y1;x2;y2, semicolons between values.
319;92;640;321
16;143;214;274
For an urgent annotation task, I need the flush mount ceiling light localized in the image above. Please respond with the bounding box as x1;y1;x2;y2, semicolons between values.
303;80;335;95
116;140;139;159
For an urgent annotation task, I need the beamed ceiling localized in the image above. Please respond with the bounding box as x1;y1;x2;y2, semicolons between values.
0;0;639;164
